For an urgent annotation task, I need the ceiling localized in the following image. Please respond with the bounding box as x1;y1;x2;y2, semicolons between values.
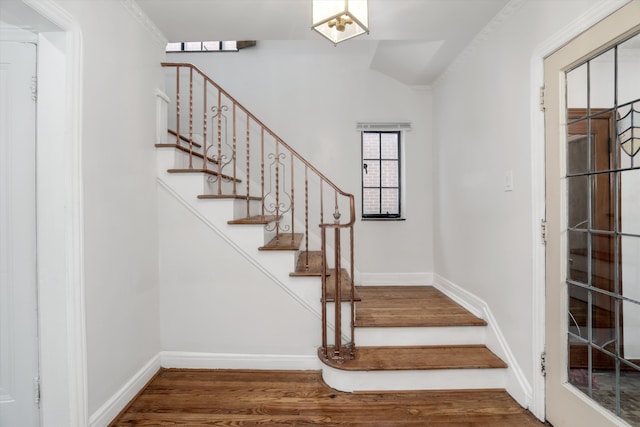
136;0;511;86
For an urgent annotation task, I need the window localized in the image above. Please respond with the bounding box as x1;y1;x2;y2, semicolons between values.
165;41;256;53
361;131;402;219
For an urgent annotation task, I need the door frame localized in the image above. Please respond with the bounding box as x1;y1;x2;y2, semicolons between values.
529;0;632;421
1;1;89;425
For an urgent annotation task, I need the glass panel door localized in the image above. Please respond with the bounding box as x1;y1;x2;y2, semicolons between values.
545;3;640;426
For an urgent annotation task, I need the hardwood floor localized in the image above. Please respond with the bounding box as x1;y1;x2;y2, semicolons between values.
110;369;547;426
355;286;486;327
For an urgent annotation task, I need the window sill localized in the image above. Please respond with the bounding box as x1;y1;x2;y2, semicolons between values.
361;217;406;222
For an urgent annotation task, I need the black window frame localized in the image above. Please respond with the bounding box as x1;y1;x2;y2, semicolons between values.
361;130;402;220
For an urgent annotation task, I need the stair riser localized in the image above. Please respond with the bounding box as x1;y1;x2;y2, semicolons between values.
203;175;241;196
355;326;487;347
173;148;207;170
232;198;263;220
321;366;507;392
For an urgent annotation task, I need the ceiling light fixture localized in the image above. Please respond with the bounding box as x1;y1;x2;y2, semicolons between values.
312;0;369;45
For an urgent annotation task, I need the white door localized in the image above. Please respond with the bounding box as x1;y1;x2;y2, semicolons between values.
0;41;40;427
544;2;640;426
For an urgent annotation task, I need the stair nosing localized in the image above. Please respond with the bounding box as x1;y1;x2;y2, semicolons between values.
319;345;507;372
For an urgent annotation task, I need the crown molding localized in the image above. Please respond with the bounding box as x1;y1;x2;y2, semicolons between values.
433;0;526;87
120;0;167;46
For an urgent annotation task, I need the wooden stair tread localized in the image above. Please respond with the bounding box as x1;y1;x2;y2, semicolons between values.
323;269;361;302
290;251;325;276
260;233;303;251
167;128;202;148
167;168;240;182
227;215;279;225
355;286;486;328
155;143;218;165
197;194;262;201
321;345;507;371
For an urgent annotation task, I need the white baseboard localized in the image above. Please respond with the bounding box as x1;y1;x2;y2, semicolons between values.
359;272;433;286
431;274;485;319
432;274;532;409
160;351;322;371
88;354;161;427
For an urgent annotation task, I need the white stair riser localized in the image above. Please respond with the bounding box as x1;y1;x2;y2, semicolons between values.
156;147;179;174
321;365;507;392
233;198;263;220
173;148;207;170
203;175;240;196
355;326;487;347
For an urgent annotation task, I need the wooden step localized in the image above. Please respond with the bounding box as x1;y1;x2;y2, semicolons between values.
355;286;486;328
197;194;262;201
323;269;361;302
320;345;506;371
167;128;202;148
167;168;239;182
227;214;278;225
290;251;325;276
259;233;303;251
155;142;218;165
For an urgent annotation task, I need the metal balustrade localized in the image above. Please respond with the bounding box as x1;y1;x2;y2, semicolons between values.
161;62;356;362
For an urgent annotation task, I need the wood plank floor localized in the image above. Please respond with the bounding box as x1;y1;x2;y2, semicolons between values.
355;286;486;327
110;369;547;426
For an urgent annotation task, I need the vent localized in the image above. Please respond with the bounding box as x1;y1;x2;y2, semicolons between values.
356;122;412;131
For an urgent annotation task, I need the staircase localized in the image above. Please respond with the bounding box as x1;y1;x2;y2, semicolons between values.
156;63;508;394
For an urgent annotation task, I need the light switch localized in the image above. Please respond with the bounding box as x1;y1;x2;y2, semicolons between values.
504;170;513;192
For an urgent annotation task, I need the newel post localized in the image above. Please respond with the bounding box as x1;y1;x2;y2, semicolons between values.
155;88;170;145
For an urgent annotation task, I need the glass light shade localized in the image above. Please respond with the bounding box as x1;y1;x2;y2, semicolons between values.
312;0;368;45
617;105;640;157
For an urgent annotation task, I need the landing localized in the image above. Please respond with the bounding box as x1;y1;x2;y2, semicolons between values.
355;286;486;327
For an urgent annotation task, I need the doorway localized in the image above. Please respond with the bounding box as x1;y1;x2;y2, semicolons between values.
544;2;640;426
0;39;40;427
0;1;88;425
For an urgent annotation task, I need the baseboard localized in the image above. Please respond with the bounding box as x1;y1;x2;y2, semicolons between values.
88;353;161;427
432;274;532;409
431;274;485;319
160;351;322;371
359;272;433;286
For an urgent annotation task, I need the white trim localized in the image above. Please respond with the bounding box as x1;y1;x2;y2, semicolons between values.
0;27;38;42
155;89;169;145
154;88;170;104
21;0;88;426
432;274;532;410
120;0;167;46
358;272;432;286
431;274;484;320
434;0;526;87
160;351;321;371
88;355;160;427
528;0;632;420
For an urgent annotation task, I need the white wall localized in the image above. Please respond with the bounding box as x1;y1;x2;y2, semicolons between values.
158;187;322;356
55;0;164;416
432;0;601;389
167;41;434;277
